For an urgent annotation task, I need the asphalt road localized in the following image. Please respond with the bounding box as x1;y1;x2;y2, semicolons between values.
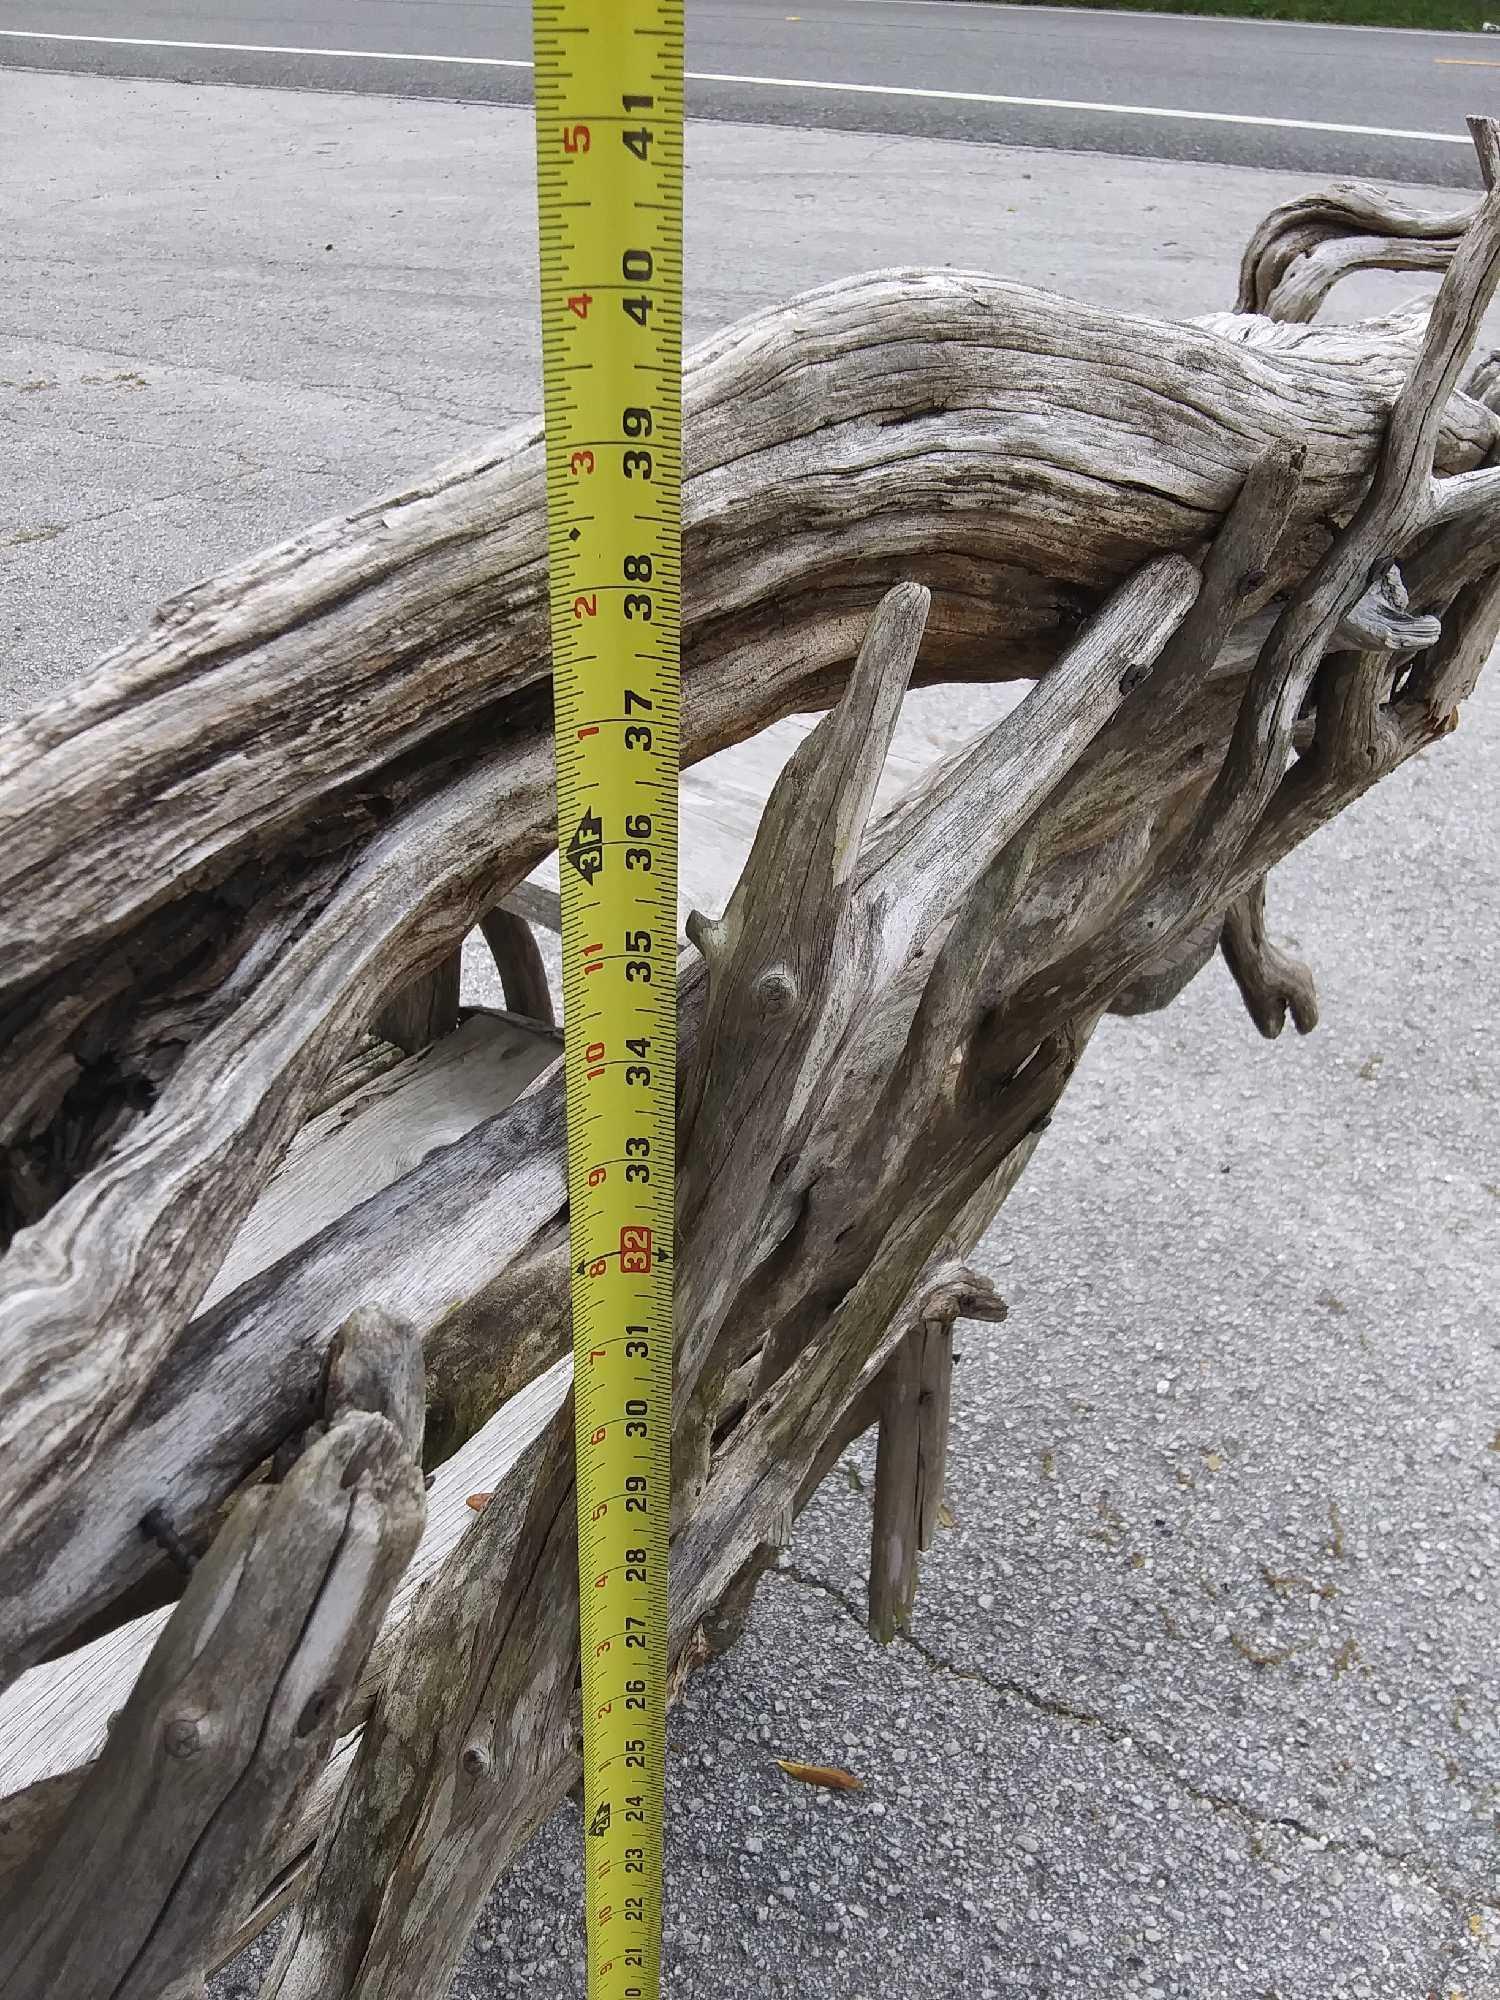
1;0;1497;187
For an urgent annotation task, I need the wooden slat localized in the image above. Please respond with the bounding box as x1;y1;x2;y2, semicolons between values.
500;880;562;933
304;1036;411;1119
201;1009;558;1313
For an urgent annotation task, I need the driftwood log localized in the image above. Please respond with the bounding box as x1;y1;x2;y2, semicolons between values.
1;122;1499;1996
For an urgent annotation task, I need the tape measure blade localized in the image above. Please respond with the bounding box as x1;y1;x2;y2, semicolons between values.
532;6;682;1998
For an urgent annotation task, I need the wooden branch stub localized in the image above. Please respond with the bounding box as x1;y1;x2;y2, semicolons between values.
676;582;930;1408
479;908;555;1025
869;1330;923;1645
914;1320;957;1558
915;1265;1006;1556
1427;462;1500;534
0;1391;425;2000
1402;565;1500;737
324;1305;427;1461
1220;880;1319;1040
1470;114;1500;192
1334;563;1441;656
1234;182;1477;322
1264;238;1456;326
867;558;1200;1168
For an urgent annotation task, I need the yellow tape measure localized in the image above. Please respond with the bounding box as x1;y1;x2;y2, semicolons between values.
532;4;682;1996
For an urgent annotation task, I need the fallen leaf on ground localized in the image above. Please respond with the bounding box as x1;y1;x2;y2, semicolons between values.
775;1759;864;1792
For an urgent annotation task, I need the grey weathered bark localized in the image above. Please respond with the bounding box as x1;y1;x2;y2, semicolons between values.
1221;880;1320;1040
1236;180;1474;323
0;1310;425;2000
4;263;1498;1629
257;1412;577;2000
2;129;1499;2000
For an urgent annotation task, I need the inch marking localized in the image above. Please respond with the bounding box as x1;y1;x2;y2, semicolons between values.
534;9;682;2000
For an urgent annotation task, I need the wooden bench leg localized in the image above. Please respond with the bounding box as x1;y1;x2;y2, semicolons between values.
480;908;555;1026
868;1262;1004;1642
868;1327;923;1644
373;950;463;1055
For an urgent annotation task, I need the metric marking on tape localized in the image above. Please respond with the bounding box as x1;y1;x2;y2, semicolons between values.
531;5;682;1998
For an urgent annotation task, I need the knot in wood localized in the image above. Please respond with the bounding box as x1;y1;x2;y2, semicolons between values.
163;1716;202;1760
751;965;799;1019
461;1742;493;1779
140;1502;197;1577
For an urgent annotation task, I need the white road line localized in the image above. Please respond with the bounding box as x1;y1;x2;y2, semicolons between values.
0;31;533;69
851;0;1495;38
687;67;1471;143
0;28;1472;147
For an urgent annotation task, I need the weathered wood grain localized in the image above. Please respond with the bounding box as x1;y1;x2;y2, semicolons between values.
257;1408;578;2000
915;1309;959;1555
0;1313;425;2000
869;1324;925;1644
3;142;1500;1994
1221;880;1319;1040
0;1358;573;1893
5;274;1489;996
0;551;1199;1681
677;584;929;1426
4;257;1499;1642
1236;181;1478;322
869;1265;1006;1642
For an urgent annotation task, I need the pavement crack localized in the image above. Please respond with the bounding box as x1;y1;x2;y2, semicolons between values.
4;467;271;546
770;1559;1470;1908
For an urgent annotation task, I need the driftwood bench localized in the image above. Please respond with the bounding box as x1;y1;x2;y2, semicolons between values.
2;127;1498;1998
